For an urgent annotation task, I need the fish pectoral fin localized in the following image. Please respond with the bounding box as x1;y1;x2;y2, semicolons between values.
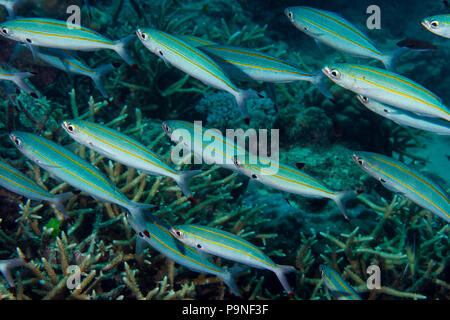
195;248;213;264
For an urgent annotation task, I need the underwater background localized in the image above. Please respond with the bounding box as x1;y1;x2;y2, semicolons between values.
0;0;448;300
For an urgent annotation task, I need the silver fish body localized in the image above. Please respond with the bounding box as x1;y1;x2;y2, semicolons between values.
9;131;152;217
352;151;450;223
323;63;450;122
0;68;36;97
126;210;241;296
0;158;72;216
61;119;200;199
284;6;400;69
0;18;135;65
356;95;450;135
170;224;296;295
136;28;256;122
162;120;248;172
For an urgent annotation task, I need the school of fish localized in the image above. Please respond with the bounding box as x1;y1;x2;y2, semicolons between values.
0;2;448;299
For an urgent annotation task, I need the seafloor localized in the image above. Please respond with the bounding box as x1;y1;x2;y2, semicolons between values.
0;0;448;300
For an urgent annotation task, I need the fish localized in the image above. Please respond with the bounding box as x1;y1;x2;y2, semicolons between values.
0;18;136;66
352;151;450;223
422;15;450;39
284;6;405;70
136;28;257;124
322;63;450;122
396;38;437;51
0;0;24;18
0;257;28;287
0;69;37;97
161;120;249;172
0;158;73;217
356;95;450;135
24;47;118;98
232;154;361;220
193;44;333;99
177;34;217;47
9;131;153;217
61;119;201;202
320;265;361;300
126;210;241;296
170;224;296;296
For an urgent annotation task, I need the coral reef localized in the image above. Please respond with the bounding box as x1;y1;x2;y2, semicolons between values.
0;0;448;301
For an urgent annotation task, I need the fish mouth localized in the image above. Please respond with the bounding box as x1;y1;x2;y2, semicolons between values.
351;154;359;163
61;120;69;130
322;67;332;77
356;95;368;104
9;133;17;143
421;20;431;30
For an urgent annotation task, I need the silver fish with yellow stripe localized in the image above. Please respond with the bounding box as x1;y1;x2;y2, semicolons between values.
356;95;450;135
0;68;36;97
9;131;152;217
323;63;450;122
136;28;257;124
162;120;249;172
352;151;450;223
61;119;200;202
285;6;405;70
0;18;135;65
320;265;361;300
195;44;332;99
28;47;118;98
422;14;450;39
233;155;361;219
126;210;241;296
170;224;296;296
0;158;73;217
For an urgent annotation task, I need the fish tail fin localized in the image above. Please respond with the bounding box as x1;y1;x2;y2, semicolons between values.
50;192;74;218
310;72;334;100
234;89;261;124
0;258;26;288
381;47;408;71
113;34;136;66
127;202;155;218
12;72;37;97
274;265;296;295
332;190;362;220
172;169;202;199
91;63;116;98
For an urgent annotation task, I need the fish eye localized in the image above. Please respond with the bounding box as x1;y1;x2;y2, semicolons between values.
14;137;21;146
1;27;8;35
138;31;149;41
330;69;341;79
251;174;257;179
383;109;390;113
158;50;164;56
430;21;439;28
67;124;75;132
358;159;364;166
196;244;202;249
